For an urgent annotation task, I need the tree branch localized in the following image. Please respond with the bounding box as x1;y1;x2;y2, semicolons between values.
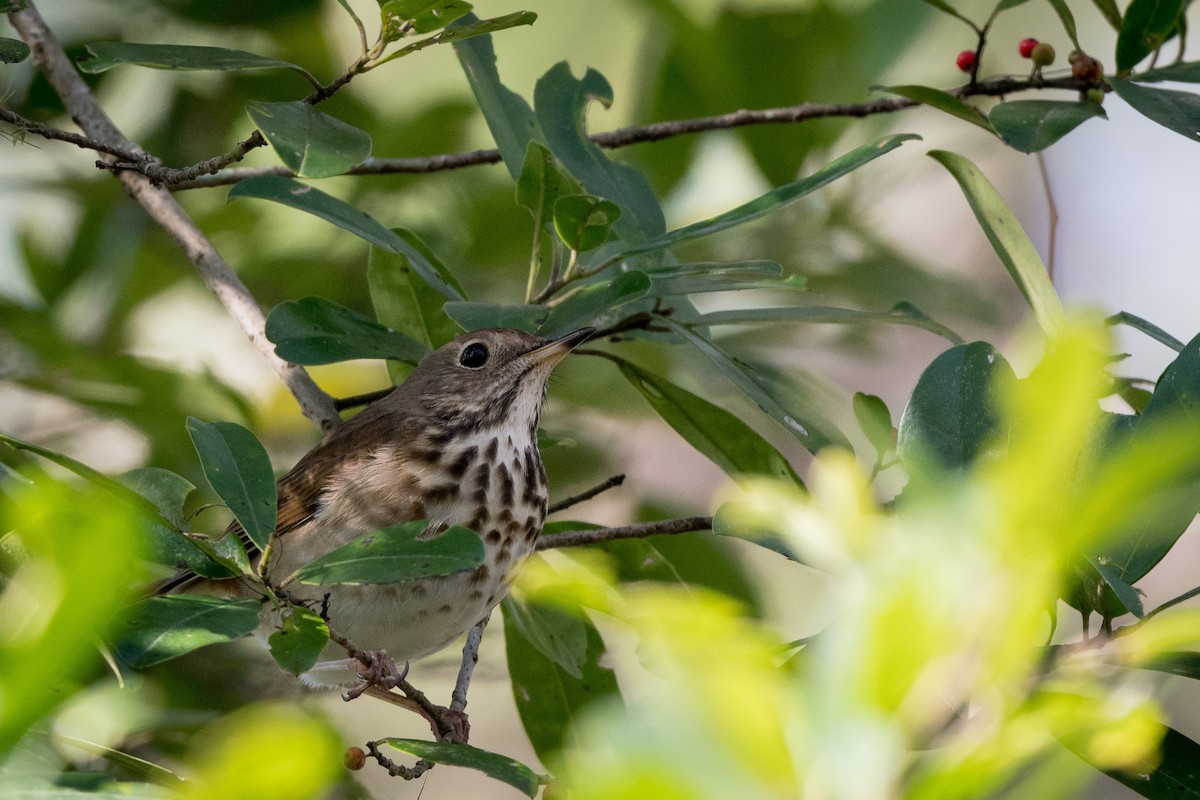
0;105;139;160
450;616;488;715
172;74;1104;189
547;474;626;515
9;1;340;434
537;516;713;550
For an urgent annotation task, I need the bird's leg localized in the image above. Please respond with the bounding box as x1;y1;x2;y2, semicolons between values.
363;679;470;744
343;650;409;701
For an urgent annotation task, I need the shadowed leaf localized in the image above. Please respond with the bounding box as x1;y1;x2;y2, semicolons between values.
291;521;484;585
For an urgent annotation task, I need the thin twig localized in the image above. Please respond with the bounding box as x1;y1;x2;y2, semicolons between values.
167;74;1102;189
0;106;139;160
537;516;713;550
334;386;396;411
9;1;340;434
1036;150;1059;281
547;474;626;515
1143;585;1200;620
366;740;436;780
141;132;267;184
450;616;488;714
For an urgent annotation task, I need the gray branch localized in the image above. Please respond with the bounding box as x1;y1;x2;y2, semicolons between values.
537;516;714;550
8;1;340;434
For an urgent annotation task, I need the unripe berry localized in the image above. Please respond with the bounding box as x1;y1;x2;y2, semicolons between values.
344;746;366;771
1019;38;1039;58
956;50;976;72
1086;87;1105;104
1031;42;1056;67
1071;53;1103;81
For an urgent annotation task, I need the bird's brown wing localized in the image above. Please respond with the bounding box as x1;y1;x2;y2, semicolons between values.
156;409;394;595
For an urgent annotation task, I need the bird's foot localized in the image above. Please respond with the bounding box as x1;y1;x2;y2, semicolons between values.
343;650;409;701
435;707;470;744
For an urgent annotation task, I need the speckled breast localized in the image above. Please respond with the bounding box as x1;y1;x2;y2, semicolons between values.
282;425;548;686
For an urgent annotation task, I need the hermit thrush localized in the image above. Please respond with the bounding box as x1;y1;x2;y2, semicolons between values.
182;326;592;690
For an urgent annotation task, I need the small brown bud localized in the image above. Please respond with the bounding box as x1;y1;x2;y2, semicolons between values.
1071;53;1104;81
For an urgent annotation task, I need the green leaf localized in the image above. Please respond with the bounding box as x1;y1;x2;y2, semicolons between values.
657;317;850;454
245;101;371;179
989;100;1107;153
77;42;312;77
291;521;484;585
505;605;619;764
878;85;995;133
1112;79;1200;143
452;13;540;180
1046;0;1082;48
1089;556;1145;617
1139;652;1200;680
228;176;463;301
265;296;428;365
0;431;163;516
993;0;1034;11
444;301;545;332
185;418;277;551
916;0;980;28
897;342;1016;472
675;303;964;344
382;739;540;796
1107;311;1185;352
501;595;587;679
613;355;802;485
597;529;761;614
380;0;472;36
1102;726;1200;798
1091;0;1123;29
517;141;583;230
647;261;806;295
1136;61;1200;82
534;63;666;244
853;392;895;459
929;150;1066;336
607;134;918;262
1093;331;1200;584
119;468;193;530
538;270;650;338
267;606;330;675
116;595;261;669
368;231;463;381
553;194;622;252
0;37;29;64
119;468;231;577
380;11;537;64
0;482;146;754
56;735;187;788
1117;0;1185;72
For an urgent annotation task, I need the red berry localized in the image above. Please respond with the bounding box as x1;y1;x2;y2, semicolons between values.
344;746;366;771
1019;38;1039;58
956;50;976;72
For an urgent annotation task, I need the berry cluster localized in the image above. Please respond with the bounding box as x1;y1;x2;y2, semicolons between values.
955;36;1104;89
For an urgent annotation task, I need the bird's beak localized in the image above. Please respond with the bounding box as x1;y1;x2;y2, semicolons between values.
528;327;596;365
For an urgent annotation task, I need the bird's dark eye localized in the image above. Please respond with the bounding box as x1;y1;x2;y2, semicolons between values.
459;342;489;369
